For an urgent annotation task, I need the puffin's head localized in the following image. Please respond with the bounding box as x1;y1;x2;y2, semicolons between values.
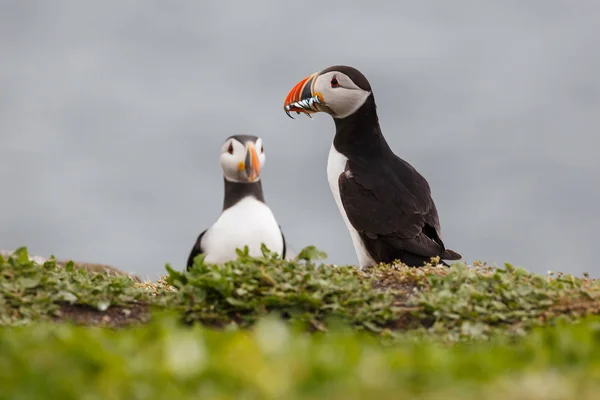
220;135;265;183
283;65;372;120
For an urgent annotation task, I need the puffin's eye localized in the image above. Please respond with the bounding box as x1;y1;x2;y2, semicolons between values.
260;145;264;154
227;142;234;154
331;76;340;88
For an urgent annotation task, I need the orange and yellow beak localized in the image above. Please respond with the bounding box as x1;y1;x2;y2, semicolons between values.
239;142;260;181
283;72;324;119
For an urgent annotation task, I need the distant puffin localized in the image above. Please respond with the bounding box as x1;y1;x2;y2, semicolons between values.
186;135;286;269
282;65;461;268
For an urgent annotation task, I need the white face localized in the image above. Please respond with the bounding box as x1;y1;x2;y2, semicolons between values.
220;137;265;183
313;71;371;119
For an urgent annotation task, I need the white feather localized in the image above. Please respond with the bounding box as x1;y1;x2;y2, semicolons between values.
200;196;284;264
326;142;376;269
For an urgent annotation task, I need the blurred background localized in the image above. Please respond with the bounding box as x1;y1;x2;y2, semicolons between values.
1;1;599;280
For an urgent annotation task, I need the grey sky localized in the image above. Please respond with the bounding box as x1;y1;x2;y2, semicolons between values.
1;1;599;280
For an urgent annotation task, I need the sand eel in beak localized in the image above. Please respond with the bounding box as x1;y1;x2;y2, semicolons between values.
186;135;287;269
283;65;461;268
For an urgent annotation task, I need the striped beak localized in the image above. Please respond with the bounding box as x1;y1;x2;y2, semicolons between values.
283;72;324;119
244;142;260;181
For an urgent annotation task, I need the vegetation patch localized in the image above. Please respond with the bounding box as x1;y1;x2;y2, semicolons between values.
0;248;151;327
164;246;599;341
412;262;599;341
163;246;403;332
1;246;599;341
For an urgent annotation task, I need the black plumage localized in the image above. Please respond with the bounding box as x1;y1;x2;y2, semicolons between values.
328;66;461;267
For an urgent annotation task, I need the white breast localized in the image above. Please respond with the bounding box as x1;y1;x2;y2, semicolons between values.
326;143;376;269
201;196;284;264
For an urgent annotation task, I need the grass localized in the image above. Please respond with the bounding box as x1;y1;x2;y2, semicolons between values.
1;246;599;398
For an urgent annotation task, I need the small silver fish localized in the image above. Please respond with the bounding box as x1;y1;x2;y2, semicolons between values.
285;95;324;119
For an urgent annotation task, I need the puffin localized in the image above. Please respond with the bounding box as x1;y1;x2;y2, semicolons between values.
282;65;461;268
186;135;286;269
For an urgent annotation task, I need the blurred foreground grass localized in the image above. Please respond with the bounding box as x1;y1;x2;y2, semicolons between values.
1;246;599;399
1;314;599;399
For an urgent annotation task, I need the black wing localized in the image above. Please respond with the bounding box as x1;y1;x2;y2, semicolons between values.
186;230;207;270
279;226;287;259
338;156;460;261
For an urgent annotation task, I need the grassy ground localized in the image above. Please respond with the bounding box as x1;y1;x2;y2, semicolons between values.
1;246;599;399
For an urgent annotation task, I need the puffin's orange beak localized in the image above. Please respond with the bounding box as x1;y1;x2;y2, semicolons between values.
283;72;324;119
244;143;260;181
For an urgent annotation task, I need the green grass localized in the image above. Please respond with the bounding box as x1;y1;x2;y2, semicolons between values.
1;246;599;398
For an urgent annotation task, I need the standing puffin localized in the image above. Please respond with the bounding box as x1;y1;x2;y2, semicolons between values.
282;65;461;268
186;135;286;269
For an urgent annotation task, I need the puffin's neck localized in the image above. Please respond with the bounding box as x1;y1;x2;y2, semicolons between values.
223;178;265;211
332;95;390;159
